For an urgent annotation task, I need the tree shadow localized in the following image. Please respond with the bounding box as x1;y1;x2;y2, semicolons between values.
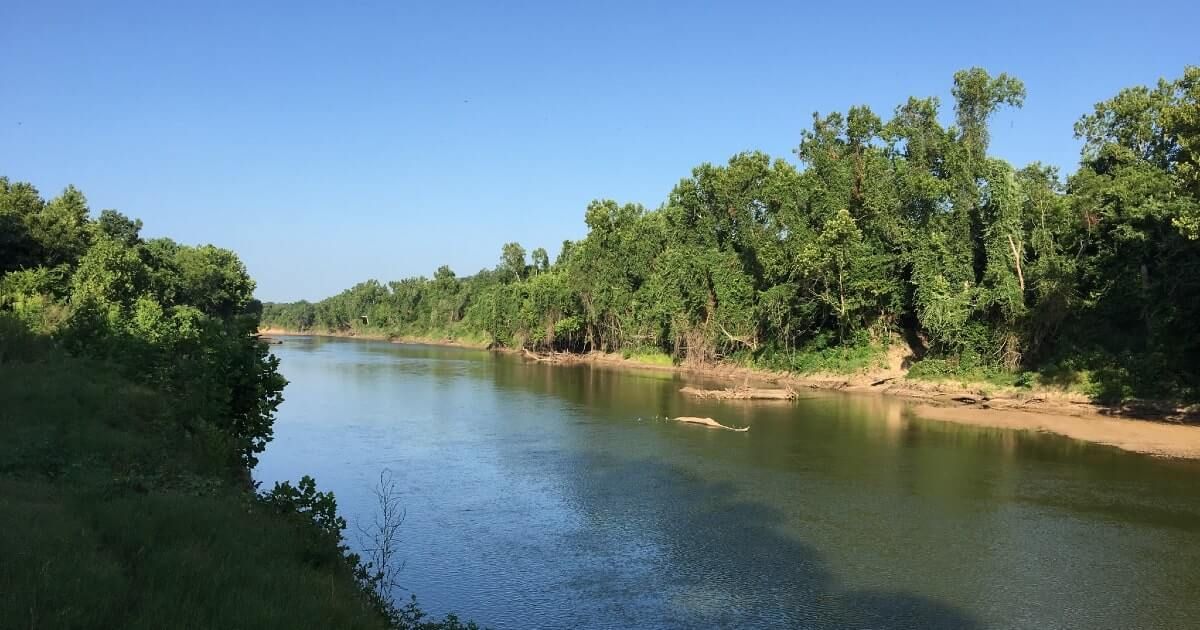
524;451;983;629
899;321;928;369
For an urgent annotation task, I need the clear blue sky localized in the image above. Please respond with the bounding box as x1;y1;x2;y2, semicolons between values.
3;1;1196;301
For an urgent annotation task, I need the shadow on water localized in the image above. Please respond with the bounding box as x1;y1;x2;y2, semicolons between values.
535;451;981;630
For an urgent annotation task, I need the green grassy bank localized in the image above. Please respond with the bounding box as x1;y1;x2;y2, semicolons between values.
0;333;476;630
0;340;389;628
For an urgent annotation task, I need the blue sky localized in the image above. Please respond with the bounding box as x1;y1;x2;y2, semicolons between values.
3;1;1196;301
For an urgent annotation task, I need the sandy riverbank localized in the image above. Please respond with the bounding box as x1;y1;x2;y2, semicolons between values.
259;329;1200;459
912;405;1200;459
556;351;1200;459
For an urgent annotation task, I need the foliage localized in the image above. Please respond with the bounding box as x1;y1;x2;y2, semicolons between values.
0;181;478;627
0;339;378;628
259;66;1200;403
757;333;888;375
0;334;475;629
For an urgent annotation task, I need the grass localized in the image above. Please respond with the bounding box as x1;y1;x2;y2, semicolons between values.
411;327;491;348
0;348;390;629
620;348;675;366
906;356;1108;399
756;342;889;375
906;357;1027;389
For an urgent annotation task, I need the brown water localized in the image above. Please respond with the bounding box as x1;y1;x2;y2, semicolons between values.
256;336;1200;629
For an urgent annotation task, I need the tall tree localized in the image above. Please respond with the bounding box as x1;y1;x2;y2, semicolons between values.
1068;66;1200;395
32;185;92;268
95;209;144;246
500;242;527;282
530;248;549;274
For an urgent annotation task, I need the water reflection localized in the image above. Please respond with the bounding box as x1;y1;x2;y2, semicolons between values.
257;337;1200;630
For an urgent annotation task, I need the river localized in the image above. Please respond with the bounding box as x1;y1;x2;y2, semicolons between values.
255;336;1200;629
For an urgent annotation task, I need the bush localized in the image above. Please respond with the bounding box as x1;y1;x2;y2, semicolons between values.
757;336;887;375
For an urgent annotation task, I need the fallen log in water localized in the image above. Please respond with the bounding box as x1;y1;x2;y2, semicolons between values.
674;416;750;432
679;386;796;400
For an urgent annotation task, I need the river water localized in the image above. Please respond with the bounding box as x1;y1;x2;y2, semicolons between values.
255;336;1200;629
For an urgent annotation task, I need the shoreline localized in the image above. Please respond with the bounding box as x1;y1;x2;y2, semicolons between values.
259;328;1200;460
258;327;489;349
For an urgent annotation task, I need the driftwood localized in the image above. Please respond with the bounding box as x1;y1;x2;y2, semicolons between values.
679;386;796;400
674;416;750;432
522;349;571;363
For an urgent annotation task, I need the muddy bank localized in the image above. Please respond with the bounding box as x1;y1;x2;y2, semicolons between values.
913;405;1200;459
526;349;1200;459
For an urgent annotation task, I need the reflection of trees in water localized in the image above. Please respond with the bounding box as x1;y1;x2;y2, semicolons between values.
478;359;1200;628
288;340;1200;628
464;364;982;626
488;358;690;419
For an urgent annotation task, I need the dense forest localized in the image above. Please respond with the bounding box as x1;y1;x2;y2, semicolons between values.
263;67;1200;403
0;180;474;627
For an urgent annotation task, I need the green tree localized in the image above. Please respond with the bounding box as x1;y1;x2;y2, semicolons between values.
530;247;550;274
251;66;1200;402
796;209;887;342
31;185;93;267
95;209;144;246
1068;66;1200;396
500;242;527;282
0;177;44;272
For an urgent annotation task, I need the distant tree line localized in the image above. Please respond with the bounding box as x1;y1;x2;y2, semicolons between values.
263;67;1200;402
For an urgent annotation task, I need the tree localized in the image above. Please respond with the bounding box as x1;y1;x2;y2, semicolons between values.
530;247;549;274
70;237;150;311
248;66;1200;401
567;200;662;351
173;244;256;318
643;246;756;363
96;209;143;246
1166;67;1200;237
0;177;44;273
952;67;1026;161
499;242;527;282
797;209;885;342
31;185;93;268
555;239;576;267
1067;66;1200;395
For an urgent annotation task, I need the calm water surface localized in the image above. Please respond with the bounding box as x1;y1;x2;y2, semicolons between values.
255;336;1200;629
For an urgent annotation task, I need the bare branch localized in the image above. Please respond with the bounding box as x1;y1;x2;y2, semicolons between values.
357;468;408;599
1007;234;1025;292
